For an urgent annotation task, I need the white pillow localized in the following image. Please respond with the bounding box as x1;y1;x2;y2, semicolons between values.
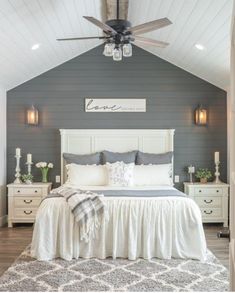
66;163;108;186
106;162;134;187
133;164;173;186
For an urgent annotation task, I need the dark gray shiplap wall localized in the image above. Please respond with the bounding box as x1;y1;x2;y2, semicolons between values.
7;45;227;190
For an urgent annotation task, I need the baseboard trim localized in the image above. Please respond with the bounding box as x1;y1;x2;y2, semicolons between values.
0;214;7;227
0;184;7;227
230;240;235;291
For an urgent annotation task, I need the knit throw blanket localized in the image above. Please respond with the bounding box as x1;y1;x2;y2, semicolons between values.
50;186;107;242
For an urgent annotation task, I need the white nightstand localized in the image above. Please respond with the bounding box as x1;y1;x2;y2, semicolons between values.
7;182;52;227
184;182;229;227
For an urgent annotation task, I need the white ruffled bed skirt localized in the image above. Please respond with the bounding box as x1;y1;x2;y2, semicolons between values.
31;195;207;261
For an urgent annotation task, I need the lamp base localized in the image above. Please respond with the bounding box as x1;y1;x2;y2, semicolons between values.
14;178;22;184
213;162;223;184
213;178;223;184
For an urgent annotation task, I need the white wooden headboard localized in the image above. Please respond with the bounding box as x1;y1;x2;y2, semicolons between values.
60;129;175;184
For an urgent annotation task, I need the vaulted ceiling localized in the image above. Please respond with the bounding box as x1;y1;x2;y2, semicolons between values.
0;0;233;91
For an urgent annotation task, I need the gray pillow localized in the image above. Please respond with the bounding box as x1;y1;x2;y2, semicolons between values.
136;151;173;165
63;152;101;165
102;150;137;164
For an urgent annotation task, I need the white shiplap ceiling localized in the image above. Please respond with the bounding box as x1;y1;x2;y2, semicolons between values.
0;0;233;91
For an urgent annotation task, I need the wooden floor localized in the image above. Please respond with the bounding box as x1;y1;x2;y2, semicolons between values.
0;224;33;276
0;223;229;277
203;223;229;268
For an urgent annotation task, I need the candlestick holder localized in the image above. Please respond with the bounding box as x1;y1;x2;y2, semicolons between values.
189;172;193;183
26;162;33;175
26;162;33;183
14;155;22;184
213;161;223;184
188;165;195;183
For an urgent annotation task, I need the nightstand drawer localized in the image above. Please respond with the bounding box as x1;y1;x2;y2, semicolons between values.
14;208;38;219
194;187;222;196
194;196;222;207
200;208;222;218
14;196;42;208
13;187;42;196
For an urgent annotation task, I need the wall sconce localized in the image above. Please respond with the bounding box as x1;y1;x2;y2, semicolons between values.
195;105;207;125
27;105;39;125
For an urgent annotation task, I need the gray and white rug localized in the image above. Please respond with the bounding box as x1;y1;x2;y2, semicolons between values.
0;247;228;292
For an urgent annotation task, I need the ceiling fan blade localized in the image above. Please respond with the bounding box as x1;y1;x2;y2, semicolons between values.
129;18;172;35
134;36;169;48
57;36;108;41
83;16;117;34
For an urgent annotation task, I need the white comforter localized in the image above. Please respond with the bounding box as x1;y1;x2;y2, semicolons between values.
31;185;207;261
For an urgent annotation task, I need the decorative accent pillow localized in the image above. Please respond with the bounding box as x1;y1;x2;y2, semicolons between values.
136;151;173;165
133;164;173;186
63;152;101;165
66;163;107;186
106;162;134;187
102;150;137;164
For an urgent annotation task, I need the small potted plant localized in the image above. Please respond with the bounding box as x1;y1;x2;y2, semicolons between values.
195;168;212;183
35;162;53;183
21;174;34;184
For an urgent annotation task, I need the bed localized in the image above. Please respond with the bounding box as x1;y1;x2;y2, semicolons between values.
31;129;207;261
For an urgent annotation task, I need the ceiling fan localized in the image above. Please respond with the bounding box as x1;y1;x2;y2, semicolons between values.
57;0;172;61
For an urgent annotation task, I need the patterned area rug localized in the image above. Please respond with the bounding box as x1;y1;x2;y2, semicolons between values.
0;247;228;292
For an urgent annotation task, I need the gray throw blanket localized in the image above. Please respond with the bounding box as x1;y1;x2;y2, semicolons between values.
50;186;107;242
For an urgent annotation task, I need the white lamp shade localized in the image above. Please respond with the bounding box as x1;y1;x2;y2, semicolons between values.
195;105;207;125
27;106;39;125
113;47;122;61
103;43;114;57
123;43;132;57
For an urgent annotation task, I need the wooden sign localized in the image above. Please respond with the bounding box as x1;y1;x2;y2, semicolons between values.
85;99;146;112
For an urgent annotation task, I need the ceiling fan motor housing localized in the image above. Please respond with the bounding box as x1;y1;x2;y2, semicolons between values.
105;19;131;34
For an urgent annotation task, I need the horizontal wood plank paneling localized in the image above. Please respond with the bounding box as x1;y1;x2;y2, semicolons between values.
7;45;227;190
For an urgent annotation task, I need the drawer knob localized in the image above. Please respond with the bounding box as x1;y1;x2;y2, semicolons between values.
24;199;32;204
204;199;213;204
34;190;38;193
199;190;202;193
204;210;213;215
17;190;20;193
24;211;32;215
216;190;219;193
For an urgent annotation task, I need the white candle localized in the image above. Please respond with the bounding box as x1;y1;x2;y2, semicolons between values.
214;151;220;163
27;153;32;164
16;148;21;156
